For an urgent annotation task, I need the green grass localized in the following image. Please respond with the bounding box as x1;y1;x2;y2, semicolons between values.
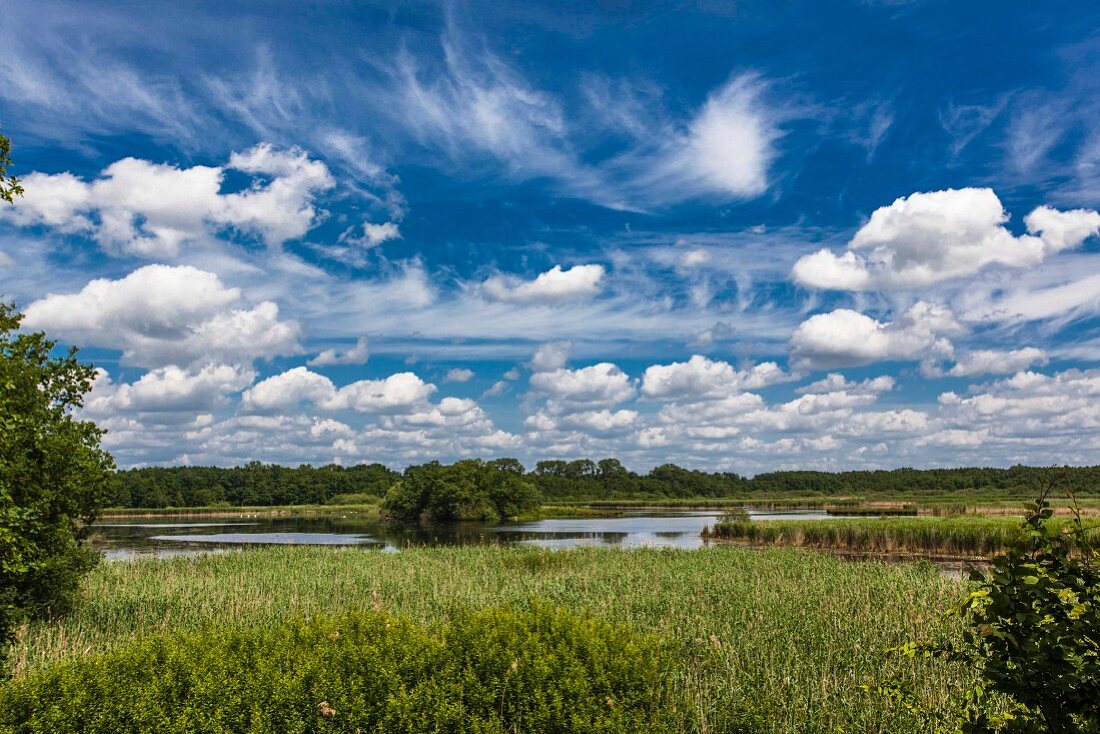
7;545;973;732
705;516;1100;556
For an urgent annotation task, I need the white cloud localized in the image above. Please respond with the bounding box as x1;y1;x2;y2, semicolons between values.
550;408;639;434
529;362;635;408
241;368;437;414
1024;206;1100;253
444;367;475;383
482;264;605;304
24;264;300;367
792;188;1100;291
789;302;962;370
797;373;895;395
482;380;511;398
338;221;402;251
530;341;572;372
937;348;1049;377
240;367;336;413
640;355;791;401
615;75;779;204
85;364;255;416
308;337;370;367
3;144;334;258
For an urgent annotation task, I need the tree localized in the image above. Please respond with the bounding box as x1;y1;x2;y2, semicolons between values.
0;132;22;204
382;460;540;523
0;303;114;663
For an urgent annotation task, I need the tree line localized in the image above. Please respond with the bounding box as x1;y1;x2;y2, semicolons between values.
107;460;1100;509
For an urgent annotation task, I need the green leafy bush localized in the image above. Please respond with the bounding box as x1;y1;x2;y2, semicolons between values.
0;604;681;733
871;483;1099;732
383;459;540;522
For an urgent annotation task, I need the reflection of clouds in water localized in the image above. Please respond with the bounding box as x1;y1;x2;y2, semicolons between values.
97;522;260;528
149;532;380;546
93;509;855;559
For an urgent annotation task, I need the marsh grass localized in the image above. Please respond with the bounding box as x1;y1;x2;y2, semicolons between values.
99;503;382;518
705;516;1100;557
8;545;970;732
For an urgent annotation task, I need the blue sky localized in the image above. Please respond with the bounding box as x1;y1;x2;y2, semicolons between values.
2;0;1099;472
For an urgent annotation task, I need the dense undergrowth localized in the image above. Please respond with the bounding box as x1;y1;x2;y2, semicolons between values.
1;605;681;734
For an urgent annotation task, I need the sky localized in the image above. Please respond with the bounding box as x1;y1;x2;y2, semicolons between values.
1;0;1099;474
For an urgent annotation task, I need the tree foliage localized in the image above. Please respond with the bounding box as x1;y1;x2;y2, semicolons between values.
0;304;114;659
0;132;22;204
383;459;540;523
103;461;1100;509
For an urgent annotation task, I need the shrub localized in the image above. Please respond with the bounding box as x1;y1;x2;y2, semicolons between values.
871;482;1099;731
0;604;681;733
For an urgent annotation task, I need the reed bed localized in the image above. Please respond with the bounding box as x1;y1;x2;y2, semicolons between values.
7;545;971;732
705;516;1100;556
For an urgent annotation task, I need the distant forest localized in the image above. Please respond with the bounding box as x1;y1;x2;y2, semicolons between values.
106;460;1100;509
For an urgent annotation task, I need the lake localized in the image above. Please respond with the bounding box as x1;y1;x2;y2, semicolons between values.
93;509;845;560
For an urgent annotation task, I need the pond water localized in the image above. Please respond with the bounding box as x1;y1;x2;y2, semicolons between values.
93;509;843;560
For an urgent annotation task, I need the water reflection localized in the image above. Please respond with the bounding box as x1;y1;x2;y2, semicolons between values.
92;509;838;560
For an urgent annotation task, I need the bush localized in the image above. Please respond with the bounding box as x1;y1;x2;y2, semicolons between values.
0;604;682;733
383;459;541;523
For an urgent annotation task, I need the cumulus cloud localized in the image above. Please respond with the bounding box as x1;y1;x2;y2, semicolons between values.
444;367;475;383
85;364;255;416
934;347;1049;377
791;188;1100;291
241;368;437;414
640;355;791;401
530;341;572;372
308;337;370;367
481;264;605;304
24;264;300;367
797;373;895;395
3;144;335;258
789;302;962;370
529;408;639;435
338;221;401;249
529;362;636;408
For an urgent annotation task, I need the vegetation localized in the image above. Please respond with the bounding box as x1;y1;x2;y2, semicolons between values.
0;131;22;204
0;303;113;661
2;604;678;733
703;515;1099;557
874;488;1099;731
108;463;398;508
104;461;1100;510
8;545;970;732
382;459;540;522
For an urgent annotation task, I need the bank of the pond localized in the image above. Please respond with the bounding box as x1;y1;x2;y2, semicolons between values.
703;515;1100;557
7;545;975;732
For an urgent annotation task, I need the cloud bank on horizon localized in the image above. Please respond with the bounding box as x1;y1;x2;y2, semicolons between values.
2;0;1099;473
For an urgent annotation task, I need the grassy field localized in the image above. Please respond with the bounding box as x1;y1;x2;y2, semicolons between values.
6;545;977;732
704;515;1100;557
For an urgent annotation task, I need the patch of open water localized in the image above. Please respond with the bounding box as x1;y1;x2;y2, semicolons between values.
93;509;839;560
